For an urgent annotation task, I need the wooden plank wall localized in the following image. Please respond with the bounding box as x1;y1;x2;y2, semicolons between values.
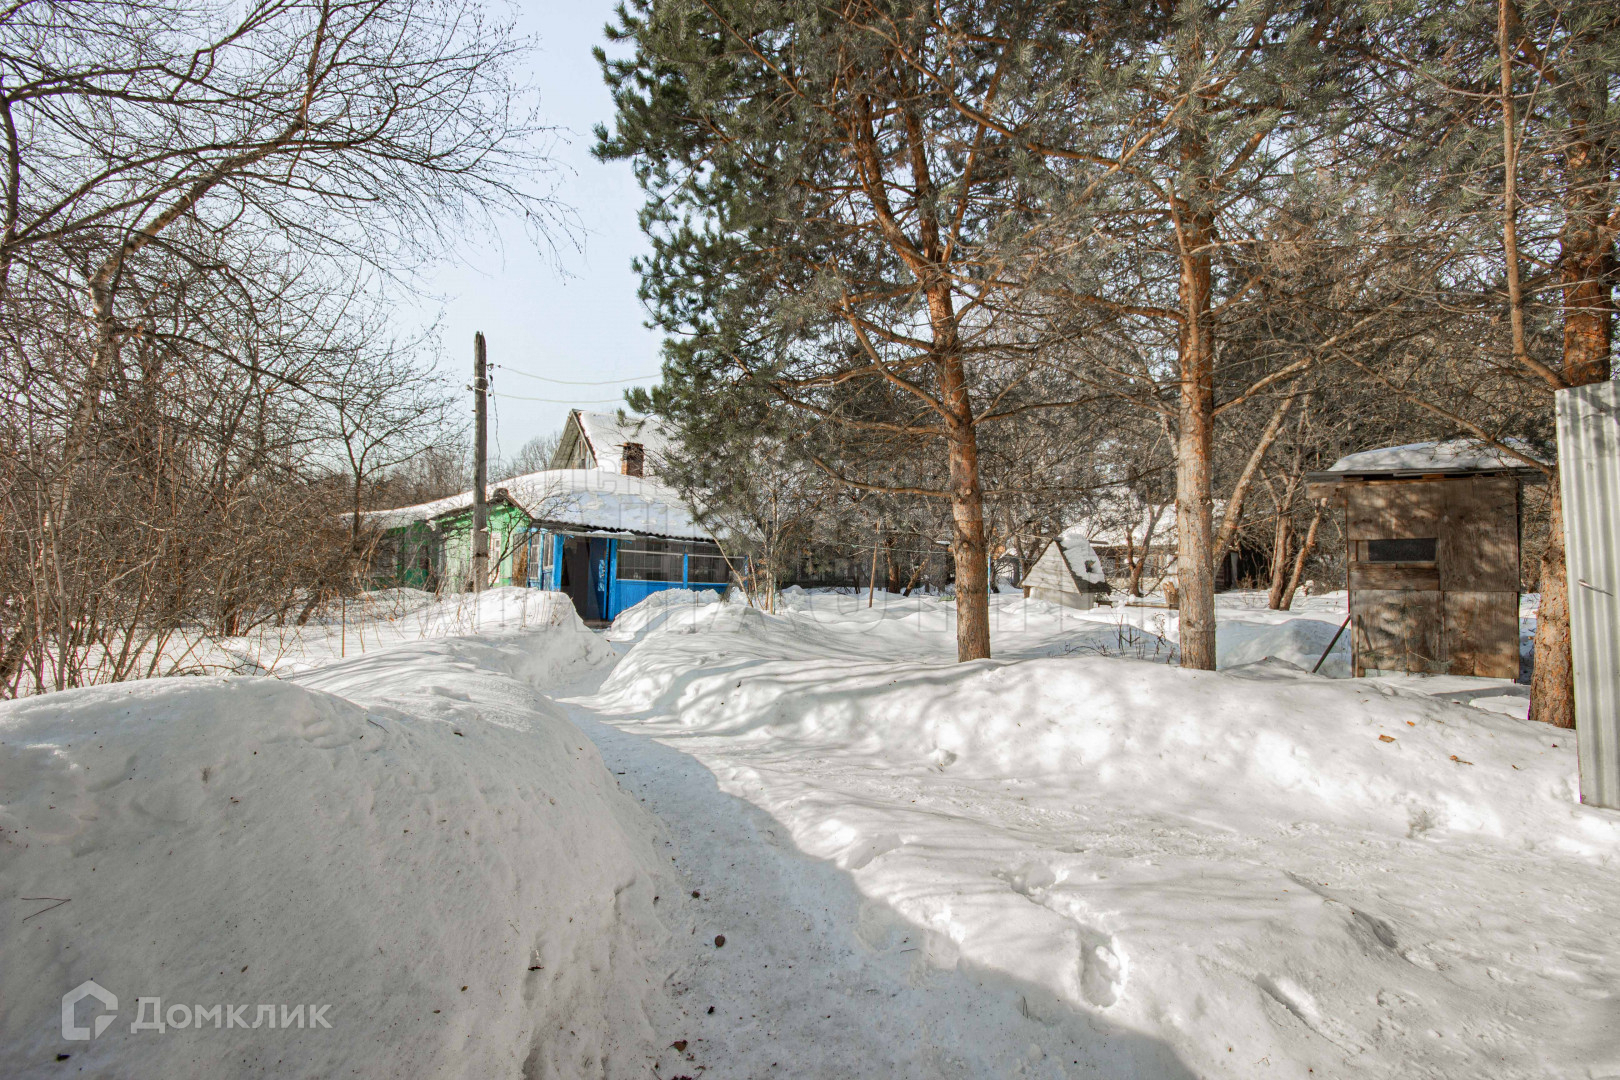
1442;477;1520;677
1351;589;1444;674
1345;476;1520;679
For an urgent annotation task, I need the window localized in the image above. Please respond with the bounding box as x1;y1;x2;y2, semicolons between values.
615;539;733;583
617;538;683;581
686;540;731;584
537;532;553;581
621;442;645;478
1365;537;1437;563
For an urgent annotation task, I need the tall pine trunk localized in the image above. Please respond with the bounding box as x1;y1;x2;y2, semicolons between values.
1175;206;1218;670
1530;133;1611;729
938;344;991;662
1525;26;1612;727
1531;480;1576;727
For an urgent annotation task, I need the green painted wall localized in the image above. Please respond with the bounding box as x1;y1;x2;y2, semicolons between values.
437;503;531;589
386;522;439;589
376;502;533;591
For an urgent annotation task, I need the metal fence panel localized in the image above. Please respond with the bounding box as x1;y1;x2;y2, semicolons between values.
1556;381;1620;809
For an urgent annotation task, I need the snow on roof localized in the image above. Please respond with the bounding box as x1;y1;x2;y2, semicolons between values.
367;468;710;540
1057;526;1108;584
574;410;674;474
1067;490;1182;550
1325;438;1545;476
1070;511;1176;550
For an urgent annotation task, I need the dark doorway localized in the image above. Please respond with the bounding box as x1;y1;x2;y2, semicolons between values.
559;536;613;624
560;537;596;621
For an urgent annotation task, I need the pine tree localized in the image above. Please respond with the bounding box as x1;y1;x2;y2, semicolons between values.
598;0;1097;661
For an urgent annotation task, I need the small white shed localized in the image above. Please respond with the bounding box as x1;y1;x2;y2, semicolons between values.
1024;528;1110;610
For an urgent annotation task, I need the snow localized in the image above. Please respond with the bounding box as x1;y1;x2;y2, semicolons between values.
366;468;709;540
1325;438;1546;475
564;692;1198;1078
214;587;601;676
0;593;675;1079
585;589;1620;1079
1215;592;1351;677
1056;527;1108;584
603;586;726;643
8;583;1617;1078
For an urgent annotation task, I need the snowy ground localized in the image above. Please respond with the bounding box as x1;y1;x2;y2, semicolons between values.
585;588;1616;1079
5;585;1615;1078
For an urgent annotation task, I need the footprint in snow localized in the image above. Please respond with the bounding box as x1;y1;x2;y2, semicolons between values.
1078;930;1126;1009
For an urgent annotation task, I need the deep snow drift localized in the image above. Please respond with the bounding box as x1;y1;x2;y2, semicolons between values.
1;591;672;1079
590;588;1620;1079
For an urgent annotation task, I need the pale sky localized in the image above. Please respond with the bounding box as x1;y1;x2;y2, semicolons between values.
406;0;664;461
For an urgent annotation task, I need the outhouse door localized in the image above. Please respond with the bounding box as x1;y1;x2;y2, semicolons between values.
1346;476;1520;678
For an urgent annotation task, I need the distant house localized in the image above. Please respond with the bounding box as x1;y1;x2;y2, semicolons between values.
1023;528;1110;609
1071;501;1177;592
1069;493;1257;595
368;410;732;621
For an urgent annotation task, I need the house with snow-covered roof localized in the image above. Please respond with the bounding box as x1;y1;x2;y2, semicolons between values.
368;412;733;622
1066;490;1260;595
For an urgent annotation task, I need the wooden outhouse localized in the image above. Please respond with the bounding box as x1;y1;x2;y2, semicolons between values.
1306;440;1543;679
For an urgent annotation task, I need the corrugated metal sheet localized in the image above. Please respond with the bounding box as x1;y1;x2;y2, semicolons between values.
1555;381;1620;810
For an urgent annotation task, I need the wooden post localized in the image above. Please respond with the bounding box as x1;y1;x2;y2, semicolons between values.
868;519;881;607
472;332;489;593
1311;616;1350;675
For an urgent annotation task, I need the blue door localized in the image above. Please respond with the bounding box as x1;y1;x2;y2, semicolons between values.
588;538;610;621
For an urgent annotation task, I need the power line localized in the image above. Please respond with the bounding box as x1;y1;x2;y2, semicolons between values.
494;367;659;386
489;369;503;463
492;392;630;404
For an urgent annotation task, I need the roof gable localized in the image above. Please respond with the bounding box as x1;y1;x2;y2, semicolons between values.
555;409;673;476
1026;529;1110;595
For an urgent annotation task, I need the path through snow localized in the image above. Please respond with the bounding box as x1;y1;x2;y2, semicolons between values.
561;674;1197;1079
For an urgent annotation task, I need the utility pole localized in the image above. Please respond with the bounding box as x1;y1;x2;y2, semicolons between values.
472;332;489;593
